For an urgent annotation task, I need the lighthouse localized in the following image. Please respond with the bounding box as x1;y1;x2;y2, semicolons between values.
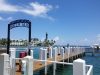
45;32;48;41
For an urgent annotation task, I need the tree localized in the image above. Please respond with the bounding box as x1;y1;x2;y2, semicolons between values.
37;42;42;46
43;39;55;47
0;38;7;45
49;40;55;46
31;38;39;42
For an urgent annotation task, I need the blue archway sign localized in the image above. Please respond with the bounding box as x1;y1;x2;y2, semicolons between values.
7;19;31;56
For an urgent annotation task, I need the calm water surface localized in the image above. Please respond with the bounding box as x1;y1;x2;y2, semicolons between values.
82;54;100;75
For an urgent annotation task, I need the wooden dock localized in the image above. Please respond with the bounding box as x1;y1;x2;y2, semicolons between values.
16;50;85;75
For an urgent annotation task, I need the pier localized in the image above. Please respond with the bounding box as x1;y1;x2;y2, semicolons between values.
0;46;93;75
16;47;85;74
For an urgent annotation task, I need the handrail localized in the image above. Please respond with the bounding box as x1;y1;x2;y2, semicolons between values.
34;59;73;65
13;58;93;75
86;65;93;75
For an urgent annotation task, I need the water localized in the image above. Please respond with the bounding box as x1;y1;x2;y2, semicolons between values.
8;47;100;75
16;47;40;59
33;65;73;75
82;54;100;75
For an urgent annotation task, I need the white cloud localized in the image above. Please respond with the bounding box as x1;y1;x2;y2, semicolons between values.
0;16;13;21
0;0;55;20
96;34;100;41
41;38;45;42
91;34;100;43
0;0;18;12
7;17;13;21
83;38;88;41
21;2;53;16
92;34;100;45
53;36;60;41
78;38;92;45
79;38;89;42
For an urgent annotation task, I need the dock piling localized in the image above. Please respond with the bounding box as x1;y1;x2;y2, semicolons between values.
45;49;47;75
73;59;86;75
10;48;16;68
24;56;33;75
30;50;33;58
0;53;10;75
53;63;56;75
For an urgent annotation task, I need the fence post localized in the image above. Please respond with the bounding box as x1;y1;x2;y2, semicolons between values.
40;48;43;60
21;60;27;75
53;47;57;75
10;58;16;75
49;46;53;58
73;59;86;75
44;48;47;75
39;48;48;75
31;50;33;58
0;53;10;75
67;47;70;62
61;47;64;63
10;48;16;75
10;48;16;66
24;56;33;75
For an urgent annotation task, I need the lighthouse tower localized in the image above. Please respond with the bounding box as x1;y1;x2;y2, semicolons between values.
45;32;48;41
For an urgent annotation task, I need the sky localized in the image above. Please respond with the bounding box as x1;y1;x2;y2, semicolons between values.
0;0;100;45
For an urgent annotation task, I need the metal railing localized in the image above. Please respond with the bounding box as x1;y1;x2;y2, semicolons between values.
86;65;93;75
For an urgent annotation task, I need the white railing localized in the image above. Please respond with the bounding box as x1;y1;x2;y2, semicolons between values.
0;47;93;75
86;65;93;75
14;58;93;75
0;53;93;75
34;59;73;65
